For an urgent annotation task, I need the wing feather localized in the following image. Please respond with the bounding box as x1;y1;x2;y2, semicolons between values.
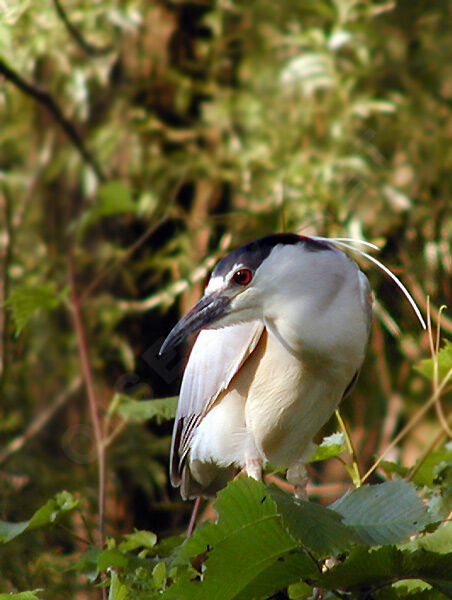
170;320;264;486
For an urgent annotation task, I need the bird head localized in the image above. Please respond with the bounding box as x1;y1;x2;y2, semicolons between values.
159;233;341;355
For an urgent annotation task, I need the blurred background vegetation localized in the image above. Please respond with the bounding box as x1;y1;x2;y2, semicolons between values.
0;0;450;597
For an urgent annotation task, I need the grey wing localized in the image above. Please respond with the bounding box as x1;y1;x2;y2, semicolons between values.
342;270;373;400
170;320;264;486
358;270;373;335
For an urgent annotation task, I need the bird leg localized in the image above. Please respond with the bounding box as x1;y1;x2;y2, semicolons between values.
245;457;263;480
286;462;309;499
187;496;203;537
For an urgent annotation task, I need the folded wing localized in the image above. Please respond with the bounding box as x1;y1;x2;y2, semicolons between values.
170;320;264;489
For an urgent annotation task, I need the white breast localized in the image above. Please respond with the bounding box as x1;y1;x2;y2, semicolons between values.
243;328;352;466
189;325;356;472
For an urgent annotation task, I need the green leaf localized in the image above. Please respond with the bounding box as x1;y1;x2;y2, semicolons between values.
108;571;129;600
5;283;67;335
308;432;345;462
78;180;137;235
313;535;452;596
288;581;314;599
416;340;452;382
97;549;129;571
331;480;432;545
269;486;358;558
115;394;178;424
166;477;317;600
380;460;410;479
410;444;452;488
376;579;442;600
0;592;43;600
0;491;79;543
118;529;157;552
152;561;167;590
70;547;102;582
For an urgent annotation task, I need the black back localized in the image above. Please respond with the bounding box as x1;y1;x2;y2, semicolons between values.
212;233;331;277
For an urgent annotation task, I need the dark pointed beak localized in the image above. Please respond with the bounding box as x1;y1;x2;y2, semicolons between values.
159;292;230;355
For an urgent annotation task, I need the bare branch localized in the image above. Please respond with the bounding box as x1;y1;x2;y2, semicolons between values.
0;58;106;181
52;0;113;56
68;252;106;549
0;376;82;465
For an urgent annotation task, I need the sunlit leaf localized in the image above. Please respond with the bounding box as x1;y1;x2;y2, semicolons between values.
78;180;138;235
269;486;358;558
0;592;43;600
330;480;433;545
114;394;178;423
5;283;67;335
0;491;78;543
308;432;345;462
118;529;157;552
108;571;129;600
416;340;452;382
166;477;317;600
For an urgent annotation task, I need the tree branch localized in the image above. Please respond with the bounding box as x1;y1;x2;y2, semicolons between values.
68;252;106;549
0;58;106;181
0;376;82;465
52;0;113;56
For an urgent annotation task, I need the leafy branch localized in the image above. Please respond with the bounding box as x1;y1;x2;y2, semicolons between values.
0;58;106;181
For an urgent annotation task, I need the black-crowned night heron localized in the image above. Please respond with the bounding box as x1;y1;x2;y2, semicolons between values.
160;233;424;500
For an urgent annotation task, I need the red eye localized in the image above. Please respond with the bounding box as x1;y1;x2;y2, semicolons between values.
232;269;253;286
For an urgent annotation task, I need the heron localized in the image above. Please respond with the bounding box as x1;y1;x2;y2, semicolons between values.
160;233;425;501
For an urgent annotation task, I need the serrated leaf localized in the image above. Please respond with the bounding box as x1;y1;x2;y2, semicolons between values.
166;477;317;600
416;340;452;382
0;491;79;543
118;529;157;552
269;486;358;558
115;395;178;423
313;539;452;596
308;432;345;462
5;283;66;335
330;481;432;546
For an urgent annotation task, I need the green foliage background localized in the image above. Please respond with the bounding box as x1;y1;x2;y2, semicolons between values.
0;0;450;598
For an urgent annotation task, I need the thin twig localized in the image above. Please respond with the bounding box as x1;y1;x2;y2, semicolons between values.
0;58;106;181
68;252;106;549
362;379;452;483
335;409;362;487
0;186;12;386
80;214;168;303
265;474;353;497
399;252;452;334
406;426;448;482
103;420;127;449
52;0;113;56
427;302;452;437
0;376;82;465
187;497;203;537
80;176;186;303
